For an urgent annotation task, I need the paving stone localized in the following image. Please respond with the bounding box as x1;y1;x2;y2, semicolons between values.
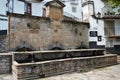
0;64;120;80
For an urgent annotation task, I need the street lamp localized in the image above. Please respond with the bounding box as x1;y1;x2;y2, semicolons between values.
97;12;101;18
96;12;101;23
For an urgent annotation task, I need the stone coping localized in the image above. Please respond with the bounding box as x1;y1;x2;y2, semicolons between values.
11;49;105;54
13;54;116;66
0;53;12;55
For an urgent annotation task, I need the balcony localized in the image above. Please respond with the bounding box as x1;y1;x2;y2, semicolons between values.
102;11;120;19
102;5;120;19
106;36;120;39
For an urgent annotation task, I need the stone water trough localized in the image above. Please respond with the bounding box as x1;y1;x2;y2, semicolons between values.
12;49;117;80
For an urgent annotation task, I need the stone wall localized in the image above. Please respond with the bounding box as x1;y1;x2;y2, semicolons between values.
12;54;117;80
8;13;89;51
0;53;12;74
0;35;7;53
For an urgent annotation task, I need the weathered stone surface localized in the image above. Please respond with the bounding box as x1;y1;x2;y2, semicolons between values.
0;53;12;74
12;54;117;80
0;35;7;53
8;13;89;51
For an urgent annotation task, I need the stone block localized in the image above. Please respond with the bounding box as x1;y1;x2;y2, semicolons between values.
0;53;12;74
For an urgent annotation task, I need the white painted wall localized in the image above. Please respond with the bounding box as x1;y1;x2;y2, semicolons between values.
93;0;104;14
32;3;44;16
63;0;82;20
0;0;8;30
13;0;24;14
82;5;89;22
88;0;106;46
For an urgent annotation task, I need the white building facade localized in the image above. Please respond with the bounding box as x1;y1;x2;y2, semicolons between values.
82;0;105;48
82;0;120;54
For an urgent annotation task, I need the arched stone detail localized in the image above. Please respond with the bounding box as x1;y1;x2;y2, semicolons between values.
14;41;36;51
45;42;64;50
75;42;88;49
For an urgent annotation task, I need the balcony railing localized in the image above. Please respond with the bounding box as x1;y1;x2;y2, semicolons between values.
102;5;120;19
106;36;120;39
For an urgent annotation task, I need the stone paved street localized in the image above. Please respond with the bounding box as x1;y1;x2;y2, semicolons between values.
0;64;120;80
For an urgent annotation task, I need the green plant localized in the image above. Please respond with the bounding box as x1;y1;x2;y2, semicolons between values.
118;9;120;12
109;0;120;8
112;12;115;15
107;11;110;15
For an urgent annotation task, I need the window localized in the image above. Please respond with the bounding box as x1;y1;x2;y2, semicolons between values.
0;30;7;35
90;31;97;37
98;36;102;41
24;2;31;15
72;7;77;12
70;0;78;5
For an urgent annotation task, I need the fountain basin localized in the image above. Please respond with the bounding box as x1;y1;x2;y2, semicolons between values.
13;49;105;63
12;49;117;80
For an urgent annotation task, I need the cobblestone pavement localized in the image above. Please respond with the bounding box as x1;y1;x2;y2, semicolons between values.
0;64;120;80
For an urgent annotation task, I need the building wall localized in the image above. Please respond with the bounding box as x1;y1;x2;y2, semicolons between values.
8;15;88;50
85;0;120;54
88;0;120;49
8;14;89;51
62;0;82;21
82;5;89;22
46;6;63;20
0;53;12;74
11;0;24;14
104;21;115;36
84;0;106;48
0;35;7;53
